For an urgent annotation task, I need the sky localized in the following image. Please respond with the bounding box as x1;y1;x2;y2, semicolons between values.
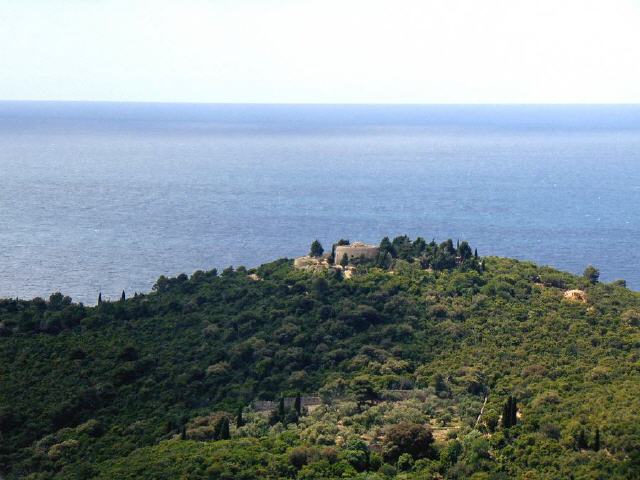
1;0;640;104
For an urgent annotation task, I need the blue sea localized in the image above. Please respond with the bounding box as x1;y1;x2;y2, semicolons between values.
1;102;639;303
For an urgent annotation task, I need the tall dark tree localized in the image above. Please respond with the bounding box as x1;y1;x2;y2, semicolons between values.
502;396;517;429
278;397;286;425
98;292;102;305
294;393;302;416
219;418;230;440
309;240;324;257
474;248;478;259
120;290;126;302
577;429;588;450
593;428;601;451
502;399;511;429
236;406;243;429
340;253;349;267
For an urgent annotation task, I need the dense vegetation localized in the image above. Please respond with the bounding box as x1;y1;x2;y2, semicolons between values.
1;236;639;479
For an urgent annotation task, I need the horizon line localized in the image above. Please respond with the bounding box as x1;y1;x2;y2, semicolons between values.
2;99;640;107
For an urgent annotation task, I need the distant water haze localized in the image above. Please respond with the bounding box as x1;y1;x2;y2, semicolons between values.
1;102;639;303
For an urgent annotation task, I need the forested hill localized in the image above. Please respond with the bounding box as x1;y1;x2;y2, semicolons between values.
1;237;639;479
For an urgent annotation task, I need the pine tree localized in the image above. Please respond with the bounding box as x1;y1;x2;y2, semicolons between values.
120;290;126;302
236;406;243;428
98;292;102;305
309;240;324;257
593;428;600;451
294;393;302;416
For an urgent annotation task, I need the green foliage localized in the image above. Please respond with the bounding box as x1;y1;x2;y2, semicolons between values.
584;265;600;284
383;422;434;462
0;238;639;479
309;240;324;257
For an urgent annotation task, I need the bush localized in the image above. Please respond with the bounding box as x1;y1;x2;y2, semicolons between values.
383;422;434;461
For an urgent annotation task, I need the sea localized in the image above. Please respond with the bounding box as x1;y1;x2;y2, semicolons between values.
1;102;639;304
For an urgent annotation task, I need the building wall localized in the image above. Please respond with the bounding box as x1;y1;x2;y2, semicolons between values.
334;243;379;265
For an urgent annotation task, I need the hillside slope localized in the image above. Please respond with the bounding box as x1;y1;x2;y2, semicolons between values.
1;237;639;479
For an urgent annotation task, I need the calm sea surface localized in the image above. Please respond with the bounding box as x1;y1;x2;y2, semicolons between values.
1;102;639;303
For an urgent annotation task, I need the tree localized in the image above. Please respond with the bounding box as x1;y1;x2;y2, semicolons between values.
577;429;588;450
593;428;600;451
236;406;243;428
584;265;600;284
458;241;473;260
311;278;329;298
219;418;230;440
349;376;379;409
383;422;434;461
502;396;517;429
379;236;395;257
120;290;126;302
309;240;324;257
278;397;286;425
340;253;349;267
294;393;302;416
98;292;102;305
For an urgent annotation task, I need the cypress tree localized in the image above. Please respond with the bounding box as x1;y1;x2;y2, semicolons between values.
98;292;102;305
180;425;187;440
474;248;478;259
236;406;243;428
340;253;349;267
120;290;126;302
294;393;302;416
220;418;230;440
502;398;511;429
278;397;286;425
510;396;518;426
593;428;600;451
577;429;588;449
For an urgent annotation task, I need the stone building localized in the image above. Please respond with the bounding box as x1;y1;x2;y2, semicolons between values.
334;241;379;265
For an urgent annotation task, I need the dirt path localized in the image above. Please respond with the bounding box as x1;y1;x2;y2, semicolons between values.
474;394;489;429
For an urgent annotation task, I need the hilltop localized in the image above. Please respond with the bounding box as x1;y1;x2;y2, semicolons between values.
1;236;639;479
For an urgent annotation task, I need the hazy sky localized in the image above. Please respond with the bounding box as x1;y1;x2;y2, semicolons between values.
1;0;640;103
